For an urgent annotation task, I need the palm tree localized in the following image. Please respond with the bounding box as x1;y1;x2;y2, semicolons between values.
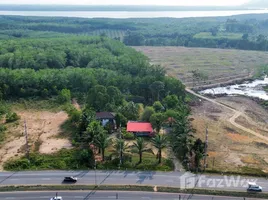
94;133;110;161
151;134;167;164
133;137;148;164
112;138;131;164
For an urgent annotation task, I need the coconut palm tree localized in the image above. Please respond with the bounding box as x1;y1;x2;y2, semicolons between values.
112;138;131;164
133;137;148;164
151;134;167;164
94;132;110;161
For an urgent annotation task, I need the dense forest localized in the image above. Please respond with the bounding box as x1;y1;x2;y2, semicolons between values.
0;37;185;103
0;14;268;51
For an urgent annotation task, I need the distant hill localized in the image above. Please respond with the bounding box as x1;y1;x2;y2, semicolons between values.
243;0;268;8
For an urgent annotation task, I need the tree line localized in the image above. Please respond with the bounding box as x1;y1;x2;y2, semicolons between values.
1;15;268;51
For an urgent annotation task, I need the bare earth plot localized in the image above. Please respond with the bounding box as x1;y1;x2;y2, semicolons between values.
191;95;268;173
0;109;71;170
134;46;268;87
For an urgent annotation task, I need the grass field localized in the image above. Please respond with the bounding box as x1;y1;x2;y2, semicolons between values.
194;32;243;40
134;46;268;88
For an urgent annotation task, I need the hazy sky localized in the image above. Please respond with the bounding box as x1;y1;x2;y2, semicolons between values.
0;0;250;6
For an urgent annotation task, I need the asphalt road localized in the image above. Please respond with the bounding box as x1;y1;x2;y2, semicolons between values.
0;170;267;192
0;191;262;200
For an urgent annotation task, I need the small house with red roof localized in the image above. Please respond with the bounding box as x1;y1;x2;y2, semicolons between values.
127;121;154;137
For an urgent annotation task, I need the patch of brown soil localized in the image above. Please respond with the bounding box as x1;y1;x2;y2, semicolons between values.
0;110;71;170
241;156;259;164
226;133;251;142
208;151;218;157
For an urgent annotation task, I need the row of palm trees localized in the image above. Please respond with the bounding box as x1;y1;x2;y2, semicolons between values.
92;132;168;164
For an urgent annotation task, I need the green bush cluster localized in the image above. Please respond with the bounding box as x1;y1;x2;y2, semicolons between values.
4;148;94;171
121;128;135;140
5;112;20;123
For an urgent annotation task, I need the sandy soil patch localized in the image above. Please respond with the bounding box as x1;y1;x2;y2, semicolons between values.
0;110;71;170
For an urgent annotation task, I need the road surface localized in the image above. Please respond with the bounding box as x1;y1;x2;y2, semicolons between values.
0;191;262;200
0;170;267;192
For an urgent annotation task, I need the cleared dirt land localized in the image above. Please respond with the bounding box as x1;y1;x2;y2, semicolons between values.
191;96;268;173
0;107;72;170
134;46;268;87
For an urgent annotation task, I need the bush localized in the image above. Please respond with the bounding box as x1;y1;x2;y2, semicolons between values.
57;89;71;104
4;148;94;171
121;128;135;140
5;112;20;123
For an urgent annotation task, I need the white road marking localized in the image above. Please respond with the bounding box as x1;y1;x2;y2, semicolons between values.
41;178;51;180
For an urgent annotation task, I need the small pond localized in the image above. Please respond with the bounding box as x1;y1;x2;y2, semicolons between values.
200;76;268;100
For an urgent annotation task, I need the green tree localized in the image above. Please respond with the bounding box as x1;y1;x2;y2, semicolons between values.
57;88;71;104
85;120;105;144
112;138;131;164
115;113;128;128
133;137;148;164
94;132;110;161
150;113;165;133
151;134;167;164
192;138;205;170
121;102;139;120
141;106;155;122
87;85;109;112
153;101;164;113
150;81;165;101
163;95;179;110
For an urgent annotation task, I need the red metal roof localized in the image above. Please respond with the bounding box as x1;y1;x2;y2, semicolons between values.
127;122;153;133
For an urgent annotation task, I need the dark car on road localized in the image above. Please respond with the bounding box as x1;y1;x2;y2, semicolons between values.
63;176;78;183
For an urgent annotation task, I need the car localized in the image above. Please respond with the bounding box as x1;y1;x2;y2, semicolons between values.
50;197;62;200
63;176;78;182
247;182;262;192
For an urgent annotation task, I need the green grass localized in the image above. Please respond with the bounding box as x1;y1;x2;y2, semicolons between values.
3;149;92;171
9;98;72;112
194;32;243;40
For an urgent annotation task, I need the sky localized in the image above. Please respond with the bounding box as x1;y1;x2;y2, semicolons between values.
0;0;251;6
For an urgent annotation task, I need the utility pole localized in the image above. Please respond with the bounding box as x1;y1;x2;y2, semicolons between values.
94;159;97;186
24;119;30;161
119;124;122;169
203;124;208;171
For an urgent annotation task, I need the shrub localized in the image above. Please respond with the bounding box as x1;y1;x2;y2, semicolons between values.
121;128;135;140
5;112;20;123
57;89;71;104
